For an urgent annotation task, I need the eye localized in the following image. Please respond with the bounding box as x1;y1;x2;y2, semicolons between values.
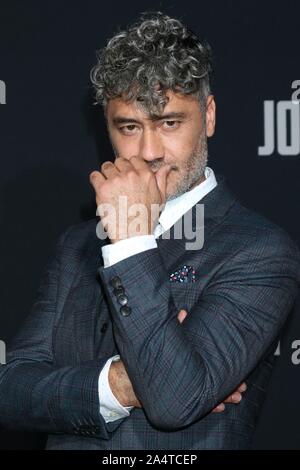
119;125;138;135
163;120;180;130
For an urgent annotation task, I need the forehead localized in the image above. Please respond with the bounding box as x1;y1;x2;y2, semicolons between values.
106;90;200;120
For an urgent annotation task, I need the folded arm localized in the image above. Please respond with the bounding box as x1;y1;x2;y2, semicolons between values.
98;230;300;430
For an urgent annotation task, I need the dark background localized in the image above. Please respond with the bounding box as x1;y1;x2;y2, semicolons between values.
0;0;299;449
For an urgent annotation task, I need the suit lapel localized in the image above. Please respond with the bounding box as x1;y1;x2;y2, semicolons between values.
157;174;237;271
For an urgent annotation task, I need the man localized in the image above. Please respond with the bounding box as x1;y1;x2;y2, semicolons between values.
0;11;299;450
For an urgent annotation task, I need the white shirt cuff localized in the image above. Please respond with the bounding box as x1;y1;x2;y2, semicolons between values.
101;235;158;268
98;355;134;423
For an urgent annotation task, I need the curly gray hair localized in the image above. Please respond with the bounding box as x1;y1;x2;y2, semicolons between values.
90;11;213;116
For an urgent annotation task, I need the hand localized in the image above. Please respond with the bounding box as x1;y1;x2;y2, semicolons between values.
177;309;247;413
108;358;142;408
212;382;247;412
89;157;172;243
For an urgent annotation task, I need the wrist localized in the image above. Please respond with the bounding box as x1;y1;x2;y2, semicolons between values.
108;361;131;407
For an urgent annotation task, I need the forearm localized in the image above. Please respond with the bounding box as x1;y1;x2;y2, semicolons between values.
0;356;111;439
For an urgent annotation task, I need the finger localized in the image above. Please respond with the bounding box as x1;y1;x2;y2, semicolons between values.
128;155;149;171
114;157;133;173
212;403;225;413
101;161;120;179
177;309;188;324
223;392;242;404
89;170;106;188
237;382;247;393
155;164;172;198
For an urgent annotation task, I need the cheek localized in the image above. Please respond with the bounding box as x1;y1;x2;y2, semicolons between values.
165;124;200;159
164;136;193;168
112;136;139;159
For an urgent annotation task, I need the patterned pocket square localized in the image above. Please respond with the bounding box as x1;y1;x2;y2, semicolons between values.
169;265;196;283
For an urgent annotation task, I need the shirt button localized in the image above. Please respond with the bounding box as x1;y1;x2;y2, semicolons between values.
109;411;117;417
117;294;128;306
120;305;132;316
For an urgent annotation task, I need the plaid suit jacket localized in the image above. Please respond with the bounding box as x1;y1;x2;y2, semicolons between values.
0;174;299;449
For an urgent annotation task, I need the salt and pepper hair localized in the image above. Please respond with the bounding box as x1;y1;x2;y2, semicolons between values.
90;11;213;116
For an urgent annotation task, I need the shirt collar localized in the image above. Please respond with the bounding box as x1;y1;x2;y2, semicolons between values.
157;166;218;234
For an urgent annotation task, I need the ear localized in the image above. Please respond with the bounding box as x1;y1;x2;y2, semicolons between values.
205;95;216;137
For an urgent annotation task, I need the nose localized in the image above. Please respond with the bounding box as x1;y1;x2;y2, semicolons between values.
138;128;164;163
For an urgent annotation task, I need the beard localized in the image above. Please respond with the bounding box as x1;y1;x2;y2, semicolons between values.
166;133;208;201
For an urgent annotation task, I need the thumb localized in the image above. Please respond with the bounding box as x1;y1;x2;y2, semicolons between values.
155;164;172;198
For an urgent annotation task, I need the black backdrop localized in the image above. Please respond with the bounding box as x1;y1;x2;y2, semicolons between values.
0;0;299;449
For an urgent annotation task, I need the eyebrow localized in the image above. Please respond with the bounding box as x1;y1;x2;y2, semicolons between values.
112;111;188;126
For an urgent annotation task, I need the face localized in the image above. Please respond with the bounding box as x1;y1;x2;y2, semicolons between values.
105;90;216;201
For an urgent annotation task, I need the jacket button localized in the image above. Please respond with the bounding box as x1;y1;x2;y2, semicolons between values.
117;294;128;306
120;305;132;316
100;322;108;333
113;286;125;296
110;276;122;288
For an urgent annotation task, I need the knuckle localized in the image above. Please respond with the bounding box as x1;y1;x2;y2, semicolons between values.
112;174;122;184
115;156;126;164
90;171;98;181
98;181;109;194
101;161;112;171
114;157;122;167
127;169;137;179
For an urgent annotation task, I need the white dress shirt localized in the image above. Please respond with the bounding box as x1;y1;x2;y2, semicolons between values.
98;166;218;422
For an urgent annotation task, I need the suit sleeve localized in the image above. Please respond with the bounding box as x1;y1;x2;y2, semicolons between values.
98;229;300;430
0;228;124;439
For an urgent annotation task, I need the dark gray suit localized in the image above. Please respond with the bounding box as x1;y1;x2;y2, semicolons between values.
0;174;299;449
